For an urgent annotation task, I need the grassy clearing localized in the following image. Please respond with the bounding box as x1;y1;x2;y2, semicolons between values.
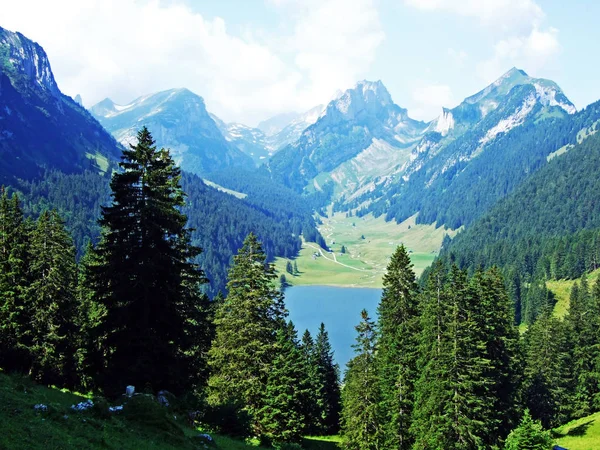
548;268;600;319
553;411;600;450
202;179;247;199
85;151;110;173
0;370;340;450
276;212;455;288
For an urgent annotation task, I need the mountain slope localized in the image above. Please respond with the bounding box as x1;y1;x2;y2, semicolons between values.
356;68;585;228
211;115;271;165
212;104;325;165
90;89;253;175
0;25;121;182
268;80;427;193
442;118;600;280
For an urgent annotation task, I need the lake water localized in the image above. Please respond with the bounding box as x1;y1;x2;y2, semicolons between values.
284;285;382;373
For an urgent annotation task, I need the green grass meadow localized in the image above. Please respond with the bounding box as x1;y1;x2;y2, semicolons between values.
0;370;342;450
554;411;600;450
276;212;455;288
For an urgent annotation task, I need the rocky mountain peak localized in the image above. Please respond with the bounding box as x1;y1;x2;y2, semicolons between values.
0;26;60;97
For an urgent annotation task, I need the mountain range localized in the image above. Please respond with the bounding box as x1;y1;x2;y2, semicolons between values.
4;21;600;298
90;89;253;176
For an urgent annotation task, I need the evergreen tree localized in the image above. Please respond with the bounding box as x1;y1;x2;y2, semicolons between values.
294;260;299;274
412;264;494;449
314;322;342;434
475;267;522;443
341;309;382;450
523;309;571;428
566;276;600;417
86;127;209;395
504;410;553;450
208;233;286;433
0;189;30;371
257;322;307;445
376;245;419;449
299;329;320;435
25;210;79;386
286;260;293;275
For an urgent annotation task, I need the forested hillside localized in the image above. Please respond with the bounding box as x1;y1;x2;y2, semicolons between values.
4;167;306;296
440;125;600;323
373;98;600;229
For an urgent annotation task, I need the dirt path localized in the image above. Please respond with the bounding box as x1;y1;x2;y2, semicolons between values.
306;243;369;272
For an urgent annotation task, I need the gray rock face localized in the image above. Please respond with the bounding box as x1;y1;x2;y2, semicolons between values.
0;27;60;97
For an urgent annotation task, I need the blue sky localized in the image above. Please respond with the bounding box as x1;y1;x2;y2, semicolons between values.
3;0;600;125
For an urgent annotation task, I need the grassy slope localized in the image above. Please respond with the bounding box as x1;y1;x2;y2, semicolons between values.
202;179;247;199
276;212;456;288
0;371;340;450
548;268;600;319
554;411;600;450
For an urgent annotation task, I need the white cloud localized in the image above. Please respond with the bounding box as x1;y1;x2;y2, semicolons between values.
274;0;385;111
447;48;468;67
476;27;560;83
0;0;384;125
404;0;544;34
410;84;455;121
404;0;560;83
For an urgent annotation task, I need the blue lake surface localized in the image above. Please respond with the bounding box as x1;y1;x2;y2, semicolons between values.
284;285;382;372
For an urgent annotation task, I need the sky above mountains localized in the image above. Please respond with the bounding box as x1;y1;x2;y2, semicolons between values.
2;0;599;125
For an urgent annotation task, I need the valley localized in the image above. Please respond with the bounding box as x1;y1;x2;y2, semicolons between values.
275;211;457;288
3;11;600;450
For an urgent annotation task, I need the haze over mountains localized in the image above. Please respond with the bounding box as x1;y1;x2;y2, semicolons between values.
3;21;600;297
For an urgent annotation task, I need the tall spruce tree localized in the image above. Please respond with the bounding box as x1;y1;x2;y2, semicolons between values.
341;309;382;450
207;232;286;433
257;321;307;445
475;267;522;443
299;329;320;435
0;190;30;371
25;210;79;386
523;308;571;428
314;322;342;434
412;264;495;449
86;127;209;395
376;245;419;449
566;276;600;417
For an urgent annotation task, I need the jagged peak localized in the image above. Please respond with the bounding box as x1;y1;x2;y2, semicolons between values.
503;67;529;78
0;25;60;96
329;79;395;118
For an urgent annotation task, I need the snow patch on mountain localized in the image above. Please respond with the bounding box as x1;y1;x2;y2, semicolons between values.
533;83;576;114
479;94;536;146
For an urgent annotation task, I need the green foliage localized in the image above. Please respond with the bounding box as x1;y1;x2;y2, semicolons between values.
0;189;31;371
313;323;342;435
376;245;419;449
341;310;382;450
85;127;210;396
443;127;600;311
411;263;521;448
257;323;307;445
25;210;79;386
504;410;553;450
522;310;571;428
0;370;264;450
208;233;286;433
565;276;600;418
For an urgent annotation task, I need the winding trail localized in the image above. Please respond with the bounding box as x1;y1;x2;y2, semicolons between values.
306;243;369;272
